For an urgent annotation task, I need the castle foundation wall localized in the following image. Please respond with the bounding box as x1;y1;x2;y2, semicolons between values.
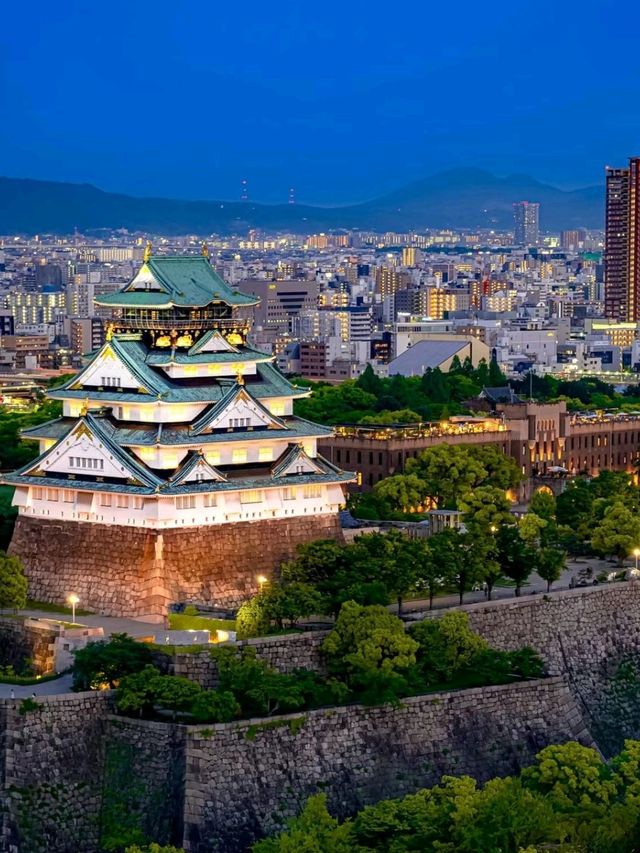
8;513;344;618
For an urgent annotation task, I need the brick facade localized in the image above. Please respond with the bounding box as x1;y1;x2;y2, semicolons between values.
8;513;343;619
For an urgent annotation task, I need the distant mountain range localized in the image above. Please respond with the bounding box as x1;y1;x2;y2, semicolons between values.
0;168;605;235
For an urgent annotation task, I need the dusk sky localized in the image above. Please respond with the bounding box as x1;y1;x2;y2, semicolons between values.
1;0;639;204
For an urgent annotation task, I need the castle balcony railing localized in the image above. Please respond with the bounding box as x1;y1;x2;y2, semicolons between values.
113;317;250;333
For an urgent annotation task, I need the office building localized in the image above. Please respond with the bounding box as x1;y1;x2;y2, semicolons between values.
513;201;540;246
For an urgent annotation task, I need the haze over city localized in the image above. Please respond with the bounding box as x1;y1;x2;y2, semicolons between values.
2;0;639;203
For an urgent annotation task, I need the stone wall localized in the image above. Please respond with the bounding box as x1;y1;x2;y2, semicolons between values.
9;513;343;619
155;630;329;689
103;717;186;850
183;677;591;853
0;617;58;675
0;692;113;853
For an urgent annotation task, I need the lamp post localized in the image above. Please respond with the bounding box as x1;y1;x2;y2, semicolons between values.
634;549;640;574
67;594;79;624
257;575;268;590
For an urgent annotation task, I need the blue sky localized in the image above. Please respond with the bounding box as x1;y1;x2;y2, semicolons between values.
1;0;639;203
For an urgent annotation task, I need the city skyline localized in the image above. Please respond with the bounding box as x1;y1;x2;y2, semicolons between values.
2;0;640;204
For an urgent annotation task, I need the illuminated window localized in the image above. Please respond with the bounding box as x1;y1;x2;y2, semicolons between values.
63;491;74;503
133;497;144;510
100;494;112;507
240;490;262;504
116;495;129;509
204;494;217;507
46;489;59;501
282;487;296;501
232;449;248;464
258;447;273;462
206;452;221;465
33;488;43;500
303;485;322;499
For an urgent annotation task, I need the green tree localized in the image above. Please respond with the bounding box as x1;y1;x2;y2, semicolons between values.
0;551;27;610
190;689;239;723
235;595;272;639
321;602;419;703
466;445;522;492
459;485;514;536
73;633;154;690
529;490;557;522
115;665;162;716
252;794;355;853
356;363;384;397
412;537;448;610
591;502;640;566
406;444;486;508
409;611;488;685
428;528;480;605
355;530;422;615
518;513;547;548
495;525;535;596
372;474;426;513
535;547;566;592
213;647;306;716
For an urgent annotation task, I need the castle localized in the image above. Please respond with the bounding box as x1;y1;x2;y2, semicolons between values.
4;248;353;619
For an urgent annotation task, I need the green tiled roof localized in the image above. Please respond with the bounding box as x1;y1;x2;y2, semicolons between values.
52;337;308;405
145;347;272;366
190;382;287;435
94;257;259;309
10;413;165;490
22;415;334;447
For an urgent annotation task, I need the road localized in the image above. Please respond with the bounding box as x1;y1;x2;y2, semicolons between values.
0;672;73;698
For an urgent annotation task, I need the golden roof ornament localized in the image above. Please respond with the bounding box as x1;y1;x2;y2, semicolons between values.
80;396;90;416
105;322;113;342
201;241;210;259
143;240;153;262
236;370;245;386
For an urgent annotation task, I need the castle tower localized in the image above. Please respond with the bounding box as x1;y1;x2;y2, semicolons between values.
4;255;353;619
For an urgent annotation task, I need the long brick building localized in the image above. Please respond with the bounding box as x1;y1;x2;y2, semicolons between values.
319;399;640;495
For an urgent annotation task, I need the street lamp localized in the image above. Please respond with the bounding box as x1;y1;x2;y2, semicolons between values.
257;575;268;589
67;594;79;624
634;549;640;573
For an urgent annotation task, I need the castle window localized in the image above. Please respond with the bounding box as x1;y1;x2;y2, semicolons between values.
240;490;262;504
230;417;251;429
258;447;273;462
232;449;248;464
176;495;196;510
33;488;43;500
46;489;59;501
101;376;119;387
117;495;129;509
204;494;217;507
282;487;296;501
64;491;74;503
133;497;144;510
303;485;322;499
100;494;112;507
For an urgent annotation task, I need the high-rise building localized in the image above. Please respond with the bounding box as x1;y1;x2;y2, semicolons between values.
605;159;640;321
513;201;540;246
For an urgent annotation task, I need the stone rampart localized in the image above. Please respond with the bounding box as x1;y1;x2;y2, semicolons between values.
0;691;113;853
155;630;329;689
0;617;59;675
182;677;590;853
9;513;343;619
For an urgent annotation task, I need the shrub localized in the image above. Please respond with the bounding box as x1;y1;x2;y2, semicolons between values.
321;601;419;703
73;633;154;690
409;611;488;685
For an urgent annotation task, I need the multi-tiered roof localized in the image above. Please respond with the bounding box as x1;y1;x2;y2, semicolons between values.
5;252;353;524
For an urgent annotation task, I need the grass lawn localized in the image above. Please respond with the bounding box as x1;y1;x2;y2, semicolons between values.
168;613;237;633
0;670;68;686
25;599;93;617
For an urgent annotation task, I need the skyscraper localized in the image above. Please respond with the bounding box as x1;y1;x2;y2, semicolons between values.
604;158;640;321
513;201;540;246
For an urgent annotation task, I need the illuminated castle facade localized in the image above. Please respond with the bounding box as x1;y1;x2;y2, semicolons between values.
5;250;353;618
